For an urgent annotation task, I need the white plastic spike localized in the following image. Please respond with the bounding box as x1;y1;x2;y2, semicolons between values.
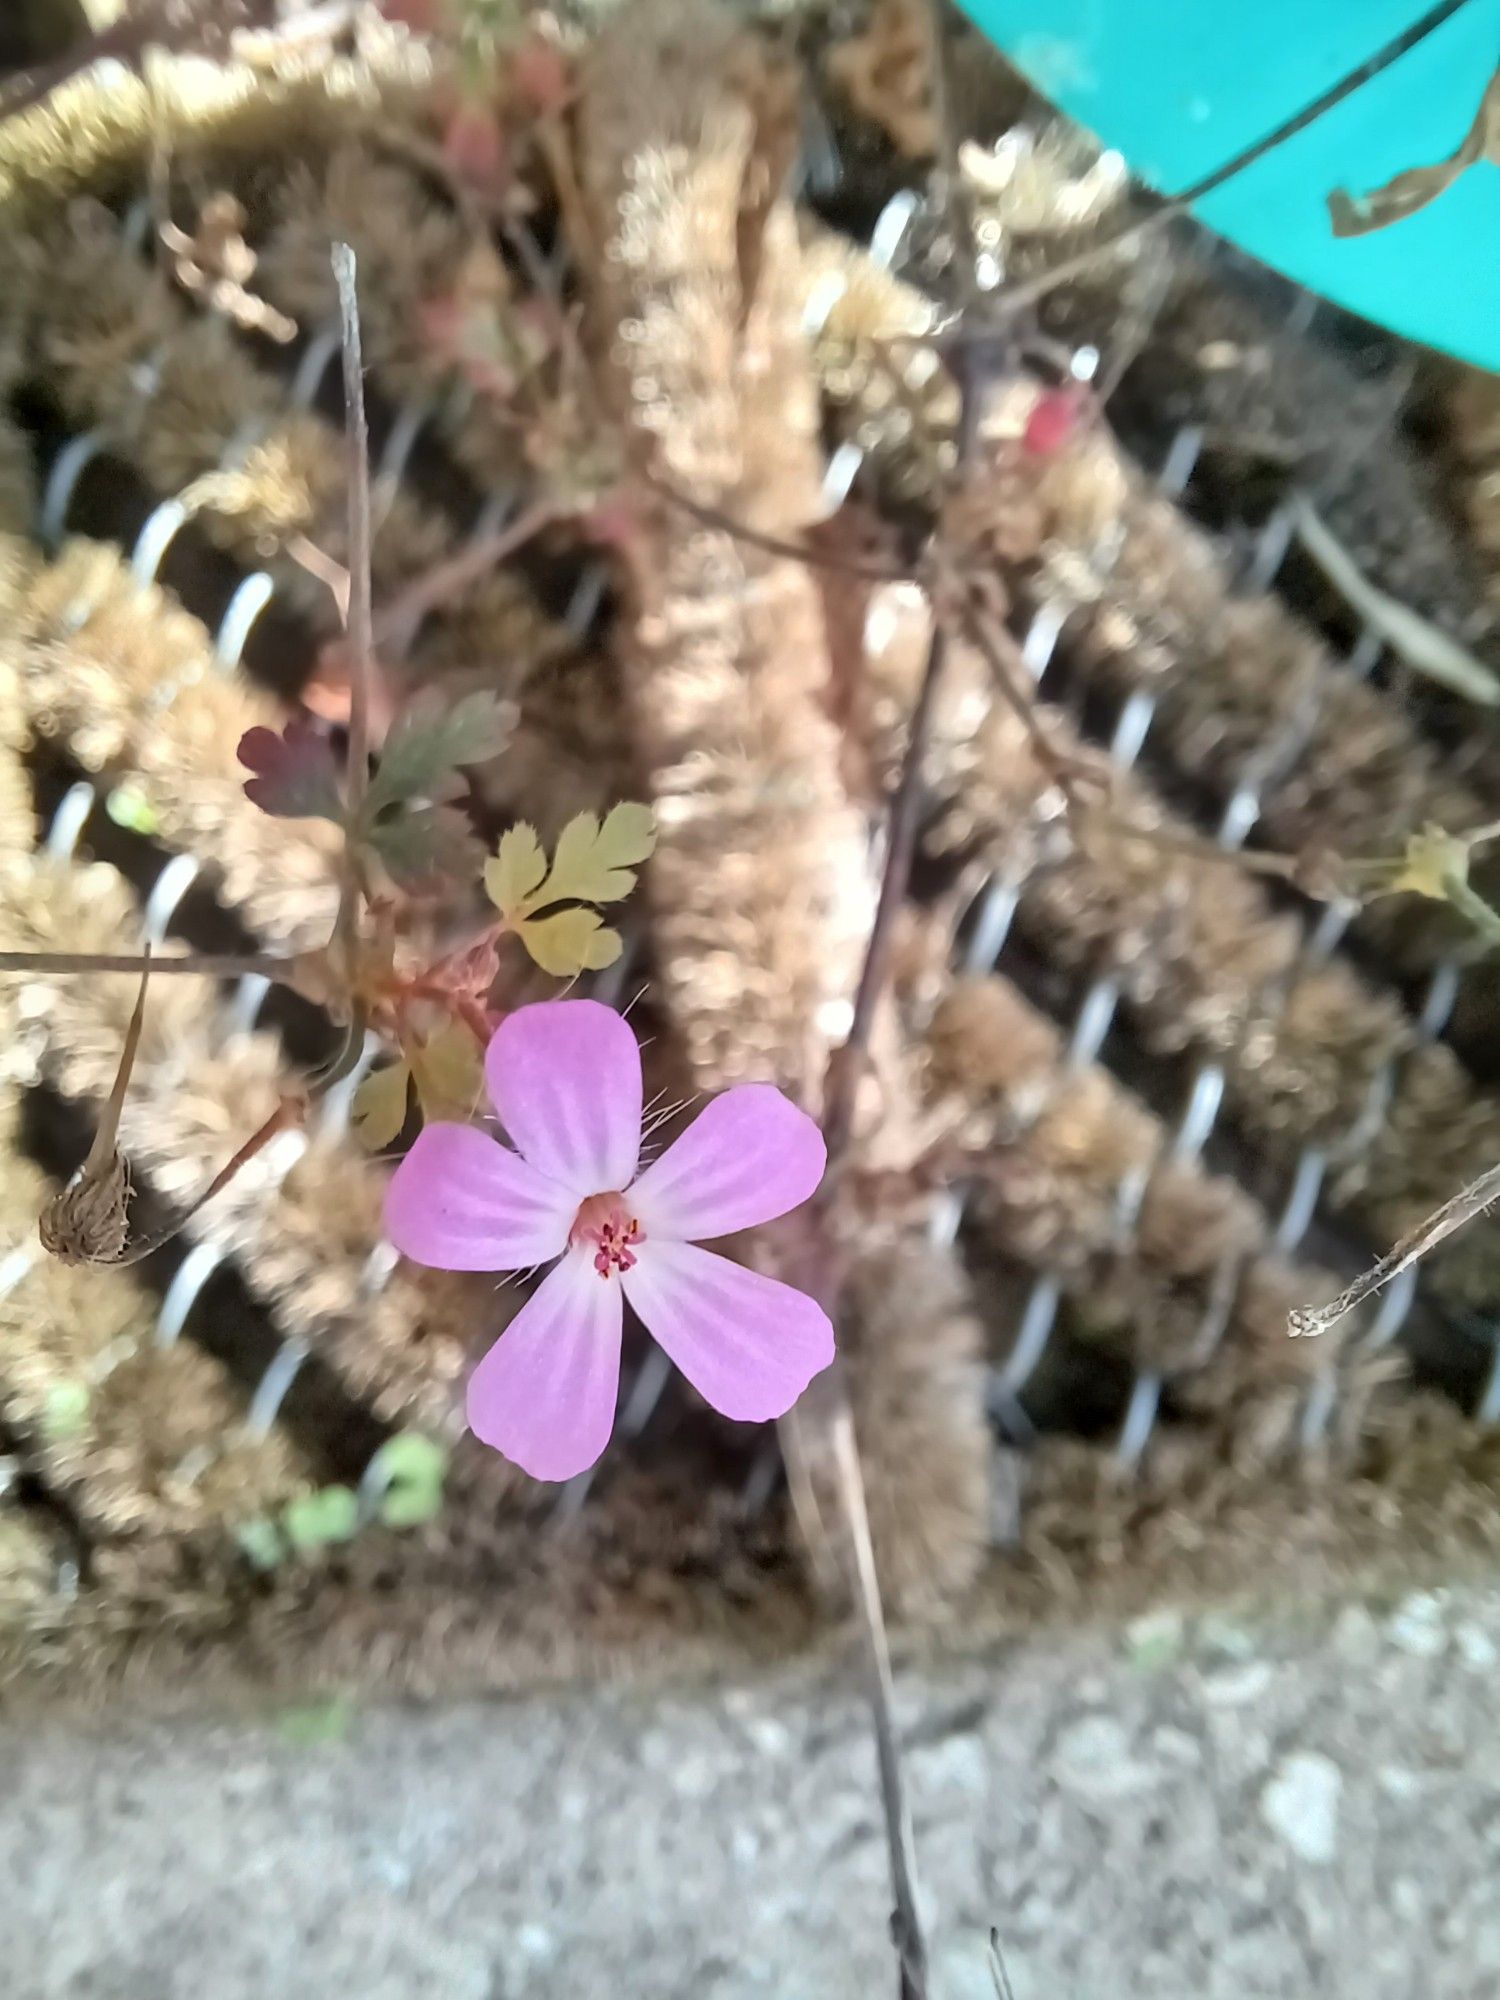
0;1244;39;1298
228;974;272;1034
1246;504;1296;593
964;875;1021;972
214;572;276;669
1157;424;1205;501
564;563;607;637
1477;1340;1500;1425
1364;1262;1419;1349
997;1273;1061;1396
142;853;201;942
821;440;865;509
1116;1371;1162;1467
1172;1063;1225;1165
245;1339;308;1436
45;782;97;862
319;1033;382;1139
1274;1147;1327;1254
1108;688;1157;770
291;325;341;408
378;397;430;485
130;499;189;586
41;433;104;548
1066;977;1119;1071
926;1185;966;1249
617;1345;672;1441
1417;960;1461;1042
869;191;919;270
155;1241;226;1347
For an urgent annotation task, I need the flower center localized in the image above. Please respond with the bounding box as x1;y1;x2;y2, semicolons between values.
569;1192;643;1279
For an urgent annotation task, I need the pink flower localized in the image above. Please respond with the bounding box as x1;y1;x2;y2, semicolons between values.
384;1000;834;1480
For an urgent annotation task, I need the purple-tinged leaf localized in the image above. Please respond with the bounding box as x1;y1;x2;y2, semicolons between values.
237;724;346;823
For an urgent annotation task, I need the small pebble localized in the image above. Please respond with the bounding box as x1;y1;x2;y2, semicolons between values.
1453;1623;1499;1673
1260;1751;1341;1864
1386;1593;1448;1659
1050;1715;1160;1801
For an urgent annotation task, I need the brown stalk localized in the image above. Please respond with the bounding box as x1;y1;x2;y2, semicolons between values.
0;949;290;978
1292;1160;1500;1341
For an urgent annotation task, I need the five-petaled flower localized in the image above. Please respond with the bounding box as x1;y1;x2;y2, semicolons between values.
384;1000;834;1480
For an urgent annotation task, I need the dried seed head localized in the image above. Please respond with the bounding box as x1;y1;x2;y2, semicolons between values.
39;1154;131;1266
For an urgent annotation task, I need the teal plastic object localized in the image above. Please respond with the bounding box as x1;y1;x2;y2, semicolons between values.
954;1;1500;370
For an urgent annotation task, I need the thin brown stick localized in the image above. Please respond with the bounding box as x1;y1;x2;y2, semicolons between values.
0;949;291;979
112;1095;307;1267
978;0;1470;322
823;617;948;1168
647;472;910;583
811;346;989;2000
373;499;560;658
1290;1159;1500;1340
81;945;151;1181
332;244;373;829
943;579;1092;805
833;1406;929;2000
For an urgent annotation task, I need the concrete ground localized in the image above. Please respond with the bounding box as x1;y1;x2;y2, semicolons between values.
4;1581;1499;2000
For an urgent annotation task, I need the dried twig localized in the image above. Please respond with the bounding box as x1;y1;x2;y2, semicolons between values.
333;244;373;848
38;947;153;1264
646;472;910;583
0;949;289;978
813;333;990;2000
1290;1159;1500;1339
1291;495;1500;706
373;498;560;659
35;946;308;1267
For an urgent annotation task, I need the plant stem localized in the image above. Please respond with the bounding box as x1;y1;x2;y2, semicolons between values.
821;619;947;1168
1291;1157;1500;1341
0;949;291;979
333;243;373;832
1444;872;1500;954
373;499;560;659
812;346;985;2000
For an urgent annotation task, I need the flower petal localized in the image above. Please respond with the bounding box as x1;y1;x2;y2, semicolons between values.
485;999;641;1197
467;1251;624;1480
623;1241;834;1423
384;1123;576;1271
629;1084;826;1243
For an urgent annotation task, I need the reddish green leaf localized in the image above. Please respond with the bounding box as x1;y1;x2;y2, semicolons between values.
238;724;345;823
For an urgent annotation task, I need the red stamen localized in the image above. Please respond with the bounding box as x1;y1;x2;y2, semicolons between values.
570;1194;643;1280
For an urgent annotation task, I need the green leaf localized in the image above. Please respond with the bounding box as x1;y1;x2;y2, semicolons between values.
515;907;622;977
238;724;347;823
538;803;657;907
1385;825;1473;904
40;1380;91;1443
236;1517;287;1571
365;690;512;816
276;1693;354;1746
351;1061;413;1152
371;1431;449;1530
484;821;548;918
408;1022;484;1126
367;802;483;890
282;1486;360;1555
105;784;159;837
